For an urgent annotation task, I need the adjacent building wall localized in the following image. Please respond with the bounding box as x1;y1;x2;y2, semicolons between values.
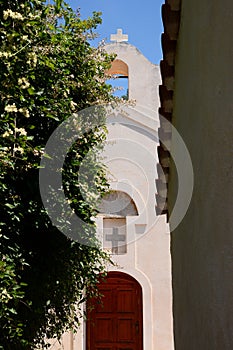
168;1;233;349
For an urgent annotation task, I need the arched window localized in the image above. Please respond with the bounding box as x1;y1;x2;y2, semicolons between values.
106;59;129;100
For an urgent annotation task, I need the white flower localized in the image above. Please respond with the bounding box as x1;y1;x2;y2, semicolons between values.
19;107;30;118
14;146;24;154
0;51;11;58
4;104;18;113
22;35;28;41
70;101;77;111
33;149;41;156
26;52;37;67
15;127;27;136
3;9;24;21
2;130;13;138
1;288;13;302
18;77;30;89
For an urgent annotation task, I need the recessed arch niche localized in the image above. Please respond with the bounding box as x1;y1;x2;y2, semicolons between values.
98;190;138;217
98;191;138;255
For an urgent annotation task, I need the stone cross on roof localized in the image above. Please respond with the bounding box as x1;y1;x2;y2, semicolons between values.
110;29;128;43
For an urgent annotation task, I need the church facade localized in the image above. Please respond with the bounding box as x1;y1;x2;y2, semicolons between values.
47;30;174;350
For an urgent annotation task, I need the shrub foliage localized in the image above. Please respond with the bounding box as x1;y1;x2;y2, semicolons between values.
0;0;115;348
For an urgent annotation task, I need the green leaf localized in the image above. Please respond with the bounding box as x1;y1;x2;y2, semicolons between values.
9;309;17;315
5;203;15;209
27;87;35;95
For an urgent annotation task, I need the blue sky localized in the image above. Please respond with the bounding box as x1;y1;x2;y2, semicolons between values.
66;0;164;64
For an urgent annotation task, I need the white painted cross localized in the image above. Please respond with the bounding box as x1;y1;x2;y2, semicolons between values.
110;29;128;43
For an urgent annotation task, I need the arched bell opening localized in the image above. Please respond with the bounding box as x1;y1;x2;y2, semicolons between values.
106;59;129;100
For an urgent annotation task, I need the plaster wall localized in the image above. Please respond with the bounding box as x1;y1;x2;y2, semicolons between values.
168;1;233;349
48;117;174;350
100;120;174;350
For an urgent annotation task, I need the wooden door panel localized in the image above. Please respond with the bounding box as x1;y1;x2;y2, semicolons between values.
117;318;134;341
117;288;135;312
95;317;114;342
96;289;115;313
87;272;143;350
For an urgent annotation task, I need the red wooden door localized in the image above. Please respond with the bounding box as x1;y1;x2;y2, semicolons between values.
87;272;143;350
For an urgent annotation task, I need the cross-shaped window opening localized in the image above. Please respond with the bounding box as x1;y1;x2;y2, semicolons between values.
103;218;127;255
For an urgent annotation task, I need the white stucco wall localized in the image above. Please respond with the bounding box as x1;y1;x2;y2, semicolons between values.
105;42;161;111
100;117;174;350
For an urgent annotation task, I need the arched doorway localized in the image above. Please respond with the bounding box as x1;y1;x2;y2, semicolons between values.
86;272;143;350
